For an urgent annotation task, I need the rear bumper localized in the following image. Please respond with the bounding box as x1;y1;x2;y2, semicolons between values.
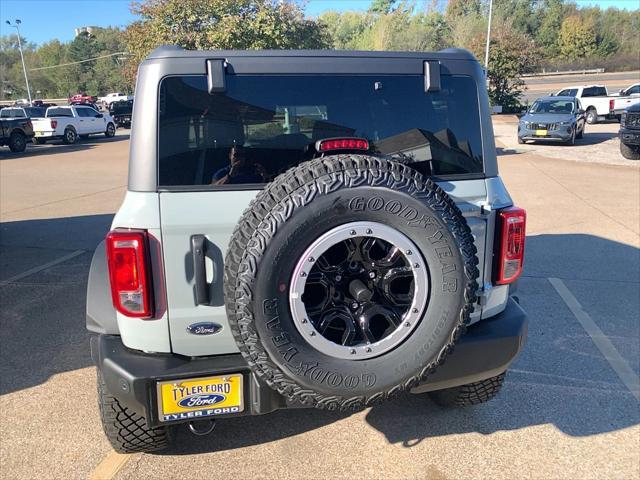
92;298;527;427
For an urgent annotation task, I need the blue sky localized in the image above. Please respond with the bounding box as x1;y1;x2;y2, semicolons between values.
0;0;637;46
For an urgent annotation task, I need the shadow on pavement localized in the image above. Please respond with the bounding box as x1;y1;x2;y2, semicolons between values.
158;233;639;454
0;134;129;161
0;214;114;396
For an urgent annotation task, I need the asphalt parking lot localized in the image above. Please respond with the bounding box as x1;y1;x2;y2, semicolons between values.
0;122;638;479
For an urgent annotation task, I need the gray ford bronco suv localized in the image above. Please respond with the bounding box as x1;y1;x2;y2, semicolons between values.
87;46;528;453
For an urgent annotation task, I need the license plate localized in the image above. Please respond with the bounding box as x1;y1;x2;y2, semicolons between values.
535;129;548;136
157;374;243;423
35;131;44;137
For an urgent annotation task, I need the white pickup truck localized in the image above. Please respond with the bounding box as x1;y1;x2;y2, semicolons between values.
554;84;639;124
98;92;133;109
611;83;640;117
31;105;116;144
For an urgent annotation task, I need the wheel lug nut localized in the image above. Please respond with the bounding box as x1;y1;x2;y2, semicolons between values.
406;250;412;255
301;271;307;277
308;257;314;262
351;302;359;310
366;229;372;234
302;318;308;324
405;321;411;327
310;331;316;336
412;308;419;313
368;271;376;279
350;349;356;354
413;263;419;268
350;230;357;236
365;347;372;353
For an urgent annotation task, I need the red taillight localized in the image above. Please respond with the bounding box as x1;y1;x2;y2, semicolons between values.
494;207;526;285
317;138;369;152
50;120;57;129
609;99;614;112
106;230;153;318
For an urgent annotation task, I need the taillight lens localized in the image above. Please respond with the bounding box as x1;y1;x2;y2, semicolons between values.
609;99;614;112
106;230;153;318
50;120;57;129
494;207;526;285
317;138;369;152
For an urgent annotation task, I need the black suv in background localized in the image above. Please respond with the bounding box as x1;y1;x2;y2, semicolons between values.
620;103;640;160
109;100;133;129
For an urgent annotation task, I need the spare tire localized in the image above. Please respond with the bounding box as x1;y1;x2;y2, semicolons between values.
224;155;479;410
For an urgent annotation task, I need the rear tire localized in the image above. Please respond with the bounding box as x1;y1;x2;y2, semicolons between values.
517;136;524;144
620;142;640;160
585;108;598;125
62;127;77;145
8;131;26;152
429;371;506;406
105;122;116;138
97;370;170;453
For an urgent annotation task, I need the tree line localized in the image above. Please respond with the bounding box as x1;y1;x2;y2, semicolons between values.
1;0;638;109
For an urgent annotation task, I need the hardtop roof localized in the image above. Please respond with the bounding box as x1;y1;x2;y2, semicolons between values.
145;45;477;62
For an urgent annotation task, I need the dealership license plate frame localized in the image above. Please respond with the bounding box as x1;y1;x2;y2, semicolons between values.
535;129;548;136
156;373;244;423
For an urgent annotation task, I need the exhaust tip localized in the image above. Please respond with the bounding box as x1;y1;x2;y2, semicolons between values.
187;419;216;436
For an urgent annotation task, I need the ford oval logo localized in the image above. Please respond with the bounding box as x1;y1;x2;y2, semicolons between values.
186;322;223;336
178;393;226;408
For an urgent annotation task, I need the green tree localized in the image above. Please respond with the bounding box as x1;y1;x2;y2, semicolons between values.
445;0;482;20
558;15;597;60
470;23;539;112
536;0;565;58
369;0;396;14
124;0;329;83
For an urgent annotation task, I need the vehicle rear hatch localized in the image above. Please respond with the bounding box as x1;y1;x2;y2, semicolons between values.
157;58;493;357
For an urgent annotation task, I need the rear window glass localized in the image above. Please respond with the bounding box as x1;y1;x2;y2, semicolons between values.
158;75;484;187
46;107;73;117
0;108;24;118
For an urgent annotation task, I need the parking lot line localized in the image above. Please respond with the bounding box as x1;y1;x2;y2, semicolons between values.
0;249;85;286
89;452;133;480
549;277;640;401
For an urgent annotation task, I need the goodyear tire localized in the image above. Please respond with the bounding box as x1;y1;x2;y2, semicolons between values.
97;370;170;453
224;155;479;411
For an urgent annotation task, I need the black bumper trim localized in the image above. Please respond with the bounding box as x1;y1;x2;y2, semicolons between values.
92;298;527;426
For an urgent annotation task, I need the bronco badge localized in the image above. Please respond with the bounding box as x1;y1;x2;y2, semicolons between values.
186;322;223;335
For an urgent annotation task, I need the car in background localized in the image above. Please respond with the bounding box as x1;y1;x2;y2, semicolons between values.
611;83;640;117
98;92;133;109
69;93;98;105
31;105;116;145
553;85;620;124
0;117;34;152
0;106;46;119
619;103;640;160
518;96;585;145
108;99;133;129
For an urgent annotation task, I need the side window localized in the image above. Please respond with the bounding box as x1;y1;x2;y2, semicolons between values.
558;89;569;96
77;108;91;118
628;85;640;95
594;87;607;96
582;87;593;97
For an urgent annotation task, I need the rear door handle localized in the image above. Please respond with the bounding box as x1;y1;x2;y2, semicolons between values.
190;235;209;305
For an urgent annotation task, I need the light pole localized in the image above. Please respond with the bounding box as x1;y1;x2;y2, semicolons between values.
484;0;493;80
6;19;32;104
